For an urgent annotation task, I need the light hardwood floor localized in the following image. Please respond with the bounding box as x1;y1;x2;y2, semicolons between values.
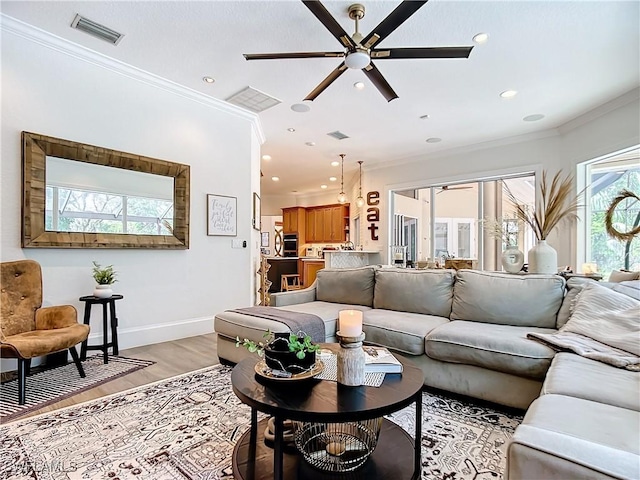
16;333;220;421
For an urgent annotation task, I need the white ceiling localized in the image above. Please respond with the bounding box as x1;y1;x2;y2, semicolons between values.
2;1;638;196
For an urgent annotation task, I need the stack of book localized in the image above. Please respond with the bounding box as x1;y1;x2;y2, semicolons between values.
363;346;403;373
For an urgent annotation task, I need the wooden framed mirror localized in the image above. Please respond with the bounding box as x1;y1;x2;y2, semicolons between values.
22;132;190;248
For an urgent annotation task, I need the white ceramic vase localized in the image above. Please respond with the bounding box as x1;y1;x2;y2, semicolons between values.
501;246;525;273
528;240;558;274
93;284;113;298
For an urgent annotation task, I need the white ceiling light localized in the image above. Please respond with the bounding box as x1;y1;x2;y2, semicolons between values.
331;161;340;167
337;154;347;204
353;81;365;90
426;137;442;143
523;114;545;122
500;90;518;98
291;103;310;113
321;184;328;189
261;154;271;161
271;176;280;181
419;114;430;120
202;76;215;83
473;33;489;44
345;49;370;70
329;176;337;182
287;127;296;132
355;160;365;208
305;141;316;146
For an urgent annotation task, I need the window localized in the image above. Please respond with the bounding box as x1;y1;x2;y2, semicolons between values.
584;148;639;277
46;186;173;235
392;173;535;270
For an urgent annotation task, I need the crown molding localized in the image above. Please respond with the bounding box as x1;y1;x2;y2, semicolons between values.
0;14;265;145
558;87;640;135
367;128;560;173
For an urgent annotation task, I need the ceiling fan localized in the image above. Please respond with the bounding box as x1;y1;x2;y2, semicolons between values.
243;1;474;102
436;185;474;194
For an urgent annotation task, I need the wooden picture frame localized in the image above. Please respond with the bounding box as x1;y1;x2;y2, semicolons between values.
252;193;261;231
207;194;237;236
21;131;190;249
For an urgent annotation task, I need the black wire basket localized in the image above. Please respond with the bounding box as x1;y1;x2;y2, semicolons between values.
293;418;383;472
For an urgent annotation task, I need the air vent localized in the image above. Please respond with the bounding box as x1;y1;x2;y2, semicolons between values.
225;86;281;113
327;130;350;140
71;14;124;45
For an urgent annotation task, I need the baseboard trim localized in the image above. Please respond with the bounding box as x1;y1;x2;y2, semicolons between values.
0;316;215;373
90;316;215;351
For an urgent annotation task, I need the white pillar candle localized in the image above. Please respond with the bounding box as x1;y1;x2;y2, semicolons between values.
339;310;363;337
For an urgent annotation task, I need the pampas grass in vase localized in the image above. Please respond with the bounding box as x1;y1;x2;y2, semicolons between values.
505;171;582;274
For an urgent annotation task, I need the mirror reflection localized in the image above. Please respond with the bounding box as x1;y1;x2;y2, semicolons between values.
46;157;174;235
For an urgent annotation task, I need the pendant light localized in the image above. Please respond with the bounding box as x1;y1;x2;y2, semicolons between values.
337;154;347;204
355;161;365;208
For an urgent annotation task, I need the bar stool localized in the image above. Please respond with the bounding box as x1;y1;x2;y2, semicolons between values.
281;274;302;292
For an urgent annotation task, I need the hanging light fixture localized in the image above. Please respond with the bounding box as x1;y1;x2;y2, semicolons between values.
355;161;365;208
337;154;347;204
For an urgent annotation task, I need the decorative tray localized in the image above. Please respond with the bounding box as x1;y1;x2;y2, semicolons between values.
254;360;324;381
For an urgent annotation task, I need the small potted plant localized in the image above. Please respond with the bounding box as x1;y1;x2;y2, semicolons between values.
92;261;117;298
237;331;320;375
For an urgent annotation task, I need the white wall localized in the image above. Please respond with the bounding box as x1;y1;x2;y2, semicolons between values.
363;91;639;265
0;18;262;368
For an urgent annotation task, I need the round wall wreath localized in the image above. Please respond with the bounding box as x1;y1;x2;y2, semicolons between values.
605;189;640;242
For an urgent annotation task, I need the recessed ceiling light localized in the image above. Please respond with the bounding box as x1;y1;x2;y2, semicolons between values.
500;90;518;98
305;141;316;147
426;137;442;143
321;184;328;189
419;114;430;120
271;176;280;181
261;154;271;161
523;114;545;122
331;161;340;167
202;76;215;84
353;81;365;90
473;33;489;44
329;176;337;182
291;103;310;113
287;128;296;132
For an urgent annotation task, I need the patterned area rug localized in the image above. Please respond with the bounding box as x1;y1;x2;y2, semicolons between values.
0;364;523;480
0;356;154;422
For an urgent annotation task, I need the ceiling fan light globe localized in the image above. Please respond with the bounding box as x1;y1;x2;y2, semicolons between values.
337;192;348;204
355;196;365;208
345;51;370;69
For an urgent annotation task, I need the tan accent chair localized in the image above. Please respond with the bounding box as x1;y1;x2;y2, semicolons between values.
1;259;90;405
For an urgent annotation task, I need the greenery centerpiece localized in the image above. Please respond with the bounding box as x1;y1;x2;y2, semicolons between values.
237;331;320;374
92;261;117;298
505;171;582;274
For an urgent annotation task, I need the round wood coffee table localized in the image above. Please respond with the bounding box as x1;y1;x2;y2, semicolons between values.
231;344;423;480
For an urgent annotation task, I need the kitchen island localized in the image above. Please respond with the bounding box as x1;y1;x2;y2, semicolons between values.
322;250;382;269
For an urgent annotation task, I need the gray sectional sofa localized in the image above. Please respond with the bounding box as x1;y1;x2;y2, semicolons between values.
214;266;639;479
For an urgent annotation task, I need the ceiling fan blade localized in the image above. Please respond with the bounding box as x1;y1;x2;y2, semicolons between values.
361;1;428;50
372;46;473;60
244;52;345;60
304;62;348;101
302;1;355;49
362;63;398;102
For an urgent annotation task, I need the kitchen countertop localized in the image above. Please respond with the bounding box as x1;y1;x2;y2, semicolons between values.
266;257;298;260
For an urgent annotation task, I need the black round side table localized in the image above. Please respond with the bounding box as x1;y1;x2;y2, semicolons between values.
79;294;123;364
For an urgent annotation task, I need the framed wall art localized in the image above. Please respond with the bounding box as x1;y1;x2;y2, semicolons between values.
252;193;261;231
261;232;269;247
207;194;237;236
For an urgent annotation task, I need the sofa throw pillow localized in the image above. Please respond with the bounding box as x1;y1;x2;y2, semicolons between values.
316;266;376;307
528;282;640;370
556;277;596;328
608;270;640;283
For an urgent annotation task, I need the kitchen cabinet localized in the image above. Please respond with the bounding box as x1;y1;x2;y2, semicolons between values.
299;259;325;287
283;207;304;234
304;205;349;243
